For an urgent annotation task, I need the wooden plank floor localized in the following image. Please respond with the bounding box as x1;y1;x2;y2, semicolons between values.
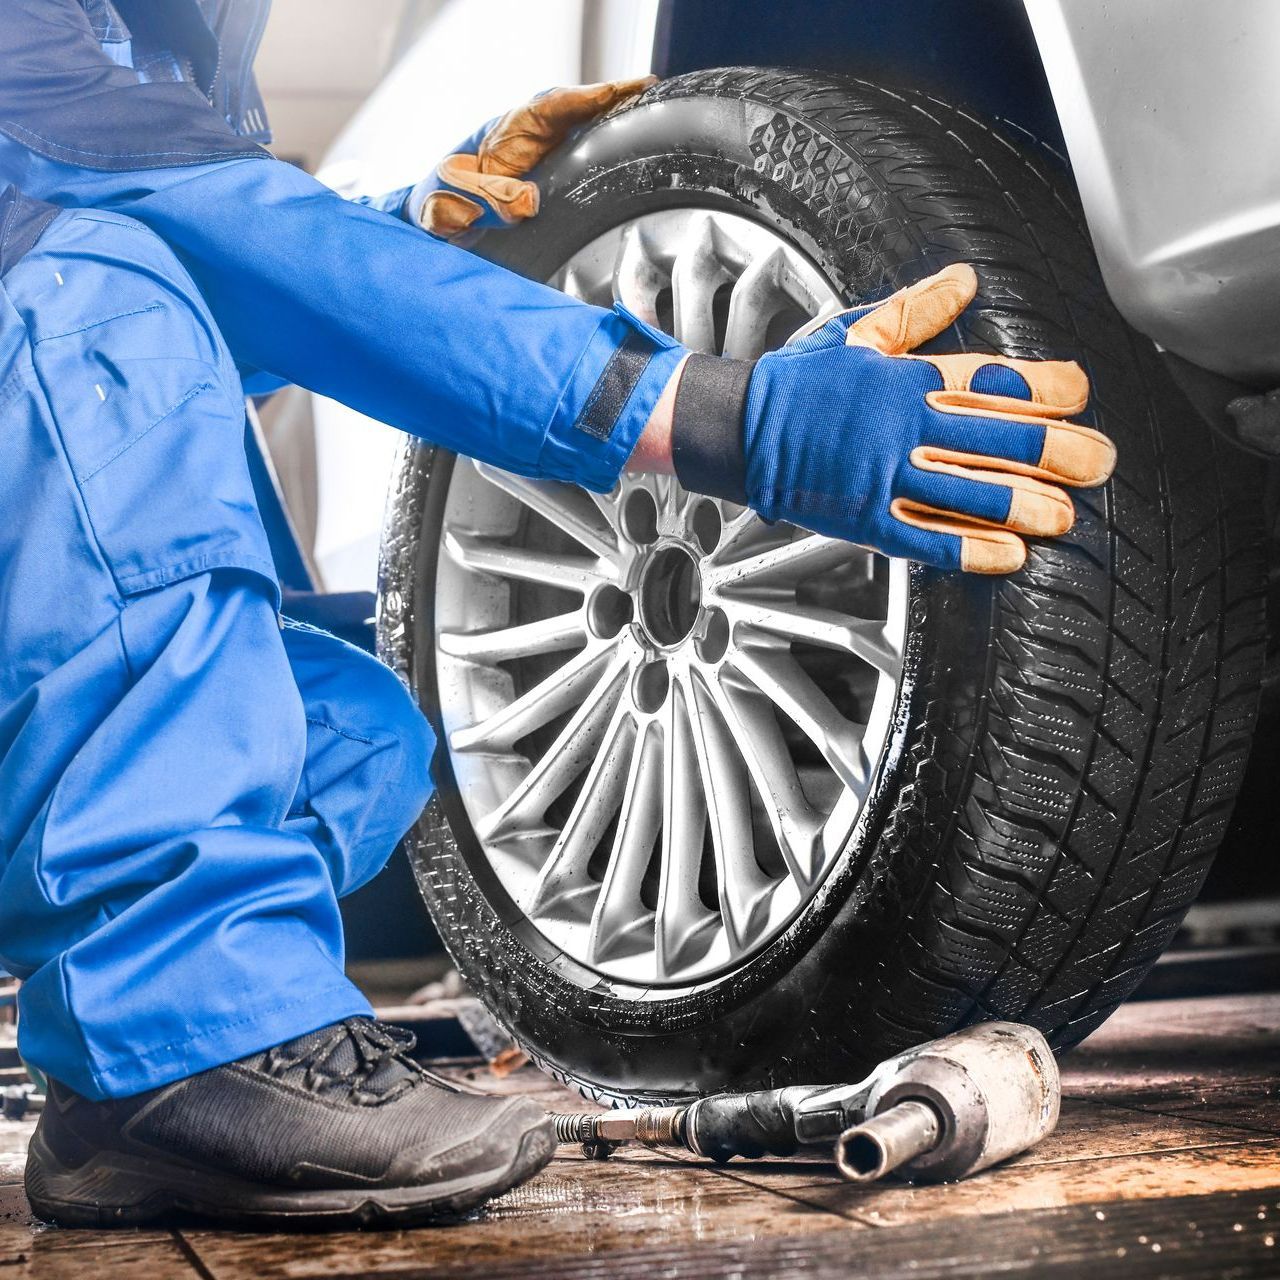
2;993;1278;1278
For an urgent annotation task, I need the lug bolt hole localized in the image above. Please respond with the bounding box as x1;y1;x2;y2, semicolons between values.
633;662;670;714
696;608;730;665
621;486;659;545
588;584;633;639
691;499;722;556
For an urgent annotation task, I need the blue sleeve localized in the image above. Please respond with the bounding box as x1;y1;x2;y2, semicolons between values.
0;0;681;488
0;145;682;490
236;182;414;395
238;181;413;395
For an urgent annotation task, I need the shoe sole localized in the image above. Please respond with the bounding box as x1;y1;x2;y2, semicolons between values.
24;1116;557;1230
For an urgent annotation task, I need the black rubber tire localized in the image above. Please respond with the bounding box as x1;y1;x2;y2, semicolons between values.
378;68;1267;1102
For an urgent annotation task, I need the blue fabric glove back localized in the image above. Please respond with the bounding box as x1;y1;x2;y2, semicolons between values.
672;264;1116;573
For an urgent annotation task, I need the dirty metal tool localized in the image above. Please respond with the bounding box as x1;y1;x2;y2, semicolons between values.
551;1022;1059;1184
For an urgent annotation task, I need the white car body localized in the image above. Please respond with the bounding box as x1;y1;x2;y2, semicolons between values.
1027;0;1280;386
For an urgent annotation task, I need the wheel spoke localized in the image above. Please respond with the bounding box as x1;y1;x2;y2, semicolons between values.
716;597;902;678
529;701;636;919
651;474;686;536
712;504;781;562
731;642;869;794
451;641;613;754
613;223;668;328
684;670;774;954
560;263;593;302
588;719;662;965
586;485;621;526
445;530;608;593
702;671;823;884
474;463;619;563
438;611;585;664
706;533;862;591
723;248;791;360
671;216;734;353
477;652;629;843
655;678;718;978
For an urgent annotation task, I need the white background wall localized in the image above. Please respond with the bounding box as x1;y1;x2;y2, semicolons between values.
254;0;438;171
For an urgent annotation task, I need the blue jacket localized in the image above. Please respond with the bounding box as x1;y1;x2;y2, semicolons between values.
0;0;682;490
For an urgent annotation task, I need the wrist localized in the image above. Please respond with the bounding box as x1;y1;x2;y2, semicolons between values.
627;353;690;474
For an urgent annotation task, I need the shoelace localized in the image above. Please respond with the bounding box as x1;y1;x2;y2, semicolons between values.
271;1018;422;1102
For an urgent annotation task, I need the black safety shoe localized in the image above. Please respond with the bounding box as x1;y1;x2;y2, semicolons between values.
24;1017;556;1229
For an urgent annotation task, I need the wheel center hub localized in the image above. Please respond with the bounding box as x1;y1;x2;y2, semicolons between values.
637;543;701;648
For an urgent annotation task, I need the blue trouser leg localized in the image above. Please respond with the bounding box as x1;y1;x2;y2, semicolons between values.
282;619;436;900
0;207;434;1100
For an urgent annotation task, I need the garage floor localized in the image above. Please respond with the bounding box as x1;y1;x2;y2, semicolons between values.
2;992;1279;1279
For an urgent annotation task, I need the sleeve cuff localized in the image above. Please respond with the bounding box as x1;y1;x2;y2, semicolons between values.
351;185;415;220
237;363;290;398
671;353;753;503
538;303;686;492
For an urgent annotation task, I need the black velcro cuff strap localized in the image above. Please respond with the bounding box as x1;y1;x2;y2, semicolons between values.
574;330;658;441
671;354;754;504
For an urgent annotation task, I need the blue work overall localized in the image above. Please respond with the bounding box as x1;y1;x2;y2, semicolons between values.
0;1;681;1099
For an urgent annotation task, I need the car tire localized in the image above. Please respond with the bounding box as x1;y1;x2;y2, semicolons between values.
378;67;1267;1102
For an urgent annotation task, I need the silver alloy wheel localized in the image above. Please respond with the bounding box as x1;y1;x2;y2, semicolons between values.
433;210;909;988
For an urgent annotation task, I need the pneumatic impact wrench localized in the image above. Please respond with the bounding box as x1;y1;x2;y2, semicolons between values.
552;1022;1059;1184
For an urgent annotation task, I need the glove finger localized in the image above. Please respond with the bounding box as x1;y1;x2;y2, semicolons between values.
785;278;967;353
912;353;1089;418
845;263;977;355
479;76;656;177
923;402;1117;488
419;190;485;239
902;451;1075;537
531;76;657;128
888;500;1028;574
436;154;540;222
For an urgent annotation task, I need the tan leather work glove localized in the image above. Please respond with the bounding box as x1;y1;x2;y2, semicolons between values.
408;78;655;241
669;264;1116;573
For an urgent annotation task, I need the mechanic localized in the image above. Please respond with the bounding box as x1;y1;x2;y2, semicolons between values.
0;0;1115;1230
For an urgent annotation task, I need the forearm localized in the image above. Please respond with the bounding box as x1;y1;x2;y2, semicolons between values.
357;175;689;474
151;161;682;489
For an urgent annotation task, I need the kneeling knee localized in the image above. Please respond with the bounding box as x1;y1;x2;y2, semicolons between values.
366;665;436;830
